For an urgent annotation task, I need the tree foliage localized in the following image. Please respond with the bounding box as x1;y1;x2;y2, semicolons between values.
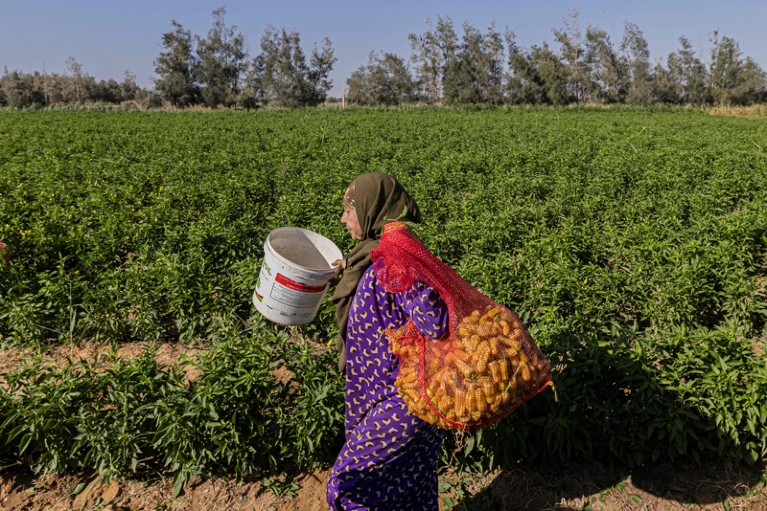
443;21;505;105
250;27;336;107
621;22;652;106
392;12;767;107
347;52;417;106
195;7;248;108
0;64;150;109
709;31;767;106
152;11;336;109
584;26;626;103
2;11;766;109
505;38;569;106
154;20;200;107
667;36;711;105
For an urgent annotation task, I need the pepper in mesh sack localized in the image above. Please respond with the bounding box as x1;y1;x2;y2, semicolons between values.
372;220;554;431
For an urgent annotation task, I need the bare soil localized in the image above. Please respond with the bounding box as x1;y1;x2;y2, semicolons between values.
0;341;206;382
0;466;327;511
2;462;766;511
1;342;766;511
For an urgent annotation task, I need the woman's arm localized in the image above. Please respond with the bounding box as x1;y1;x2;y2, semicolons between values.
395;280;449;340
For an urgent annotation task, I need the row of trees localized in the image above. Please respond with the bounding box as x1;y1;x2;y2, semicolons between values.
0;58;150;108
153;7;336;108
0;8;335;109
1;10;766;109
349;13;766;107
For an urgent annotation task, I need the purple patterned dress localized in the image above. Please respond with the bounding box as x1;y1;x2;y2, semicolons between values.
326;265;449;511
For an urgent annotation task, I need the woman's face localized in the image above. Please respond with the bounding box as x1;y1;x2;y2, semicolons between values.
341;182;363;240
341;203;363;241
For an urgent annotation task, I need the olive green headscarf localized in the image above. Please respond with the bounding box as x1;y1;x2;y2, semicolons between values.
331;172;421;371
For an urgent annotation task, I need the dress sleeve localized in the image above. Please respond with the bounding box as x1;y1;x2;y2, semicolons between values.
395;280;449;340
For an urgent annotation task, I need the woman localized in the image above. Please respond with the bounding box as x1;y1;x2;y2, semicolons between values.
327;172;447;511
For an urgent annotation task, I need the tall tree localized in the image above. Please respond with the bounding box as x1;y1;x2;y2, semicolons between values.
119;71;145;102
408;20;439;103
505;31;547;105
64;57;93;103
652;61;683;104
668;36;710;105
554;10;591;102
154;20;200;106
443;22;485;104
307;37;337;104
252;26;335;107
435;16;460;102
408;16;457;103
709;32;740;106
0;68;44;107
346;64;371;105
734;57;767;105
476;20;506;104
446;21;506;105
530;43;570;105
347;51;416;106
91;78;121;103
708;32;766;105
237;60;262;109
196;7;248;107
620;22;653;105
252;27;299;106
584;26;626;103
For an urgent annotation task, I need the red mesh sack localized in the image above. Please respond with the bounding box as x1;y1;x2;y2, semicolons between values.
371;221;554;430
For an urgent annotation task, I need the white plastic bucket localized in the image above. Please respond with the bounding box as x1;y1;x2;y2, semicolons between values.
253;227;342;326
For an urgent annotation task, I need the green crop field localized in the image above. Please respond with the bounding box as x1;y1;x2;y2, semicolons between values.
1;108;766;494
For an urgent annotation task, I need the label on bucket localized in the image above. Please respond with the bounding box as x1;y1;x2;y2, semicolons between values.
275;273;327;293
270;273;328;308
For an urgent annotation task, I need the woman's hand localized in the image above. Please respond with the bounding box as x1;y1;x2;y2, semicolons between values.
332;259;347;276
329;259;346;286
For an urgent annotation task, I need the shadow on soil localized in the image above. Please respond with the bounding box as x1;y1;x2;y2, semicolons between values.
452;329;767;510
453;461;766;510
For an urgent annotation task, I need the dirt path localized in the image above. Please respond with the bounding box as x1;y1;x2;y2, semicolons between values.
0;467;328;511
0;341;206;379
2;461;767;511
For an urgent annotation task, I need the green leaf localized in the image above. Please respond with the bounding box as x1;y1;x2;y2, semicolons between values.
70;482;86;496
463;435;475;457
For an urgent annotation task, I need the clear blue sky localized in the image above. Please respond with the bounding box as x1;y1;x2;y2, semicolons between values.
2;0;765;98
